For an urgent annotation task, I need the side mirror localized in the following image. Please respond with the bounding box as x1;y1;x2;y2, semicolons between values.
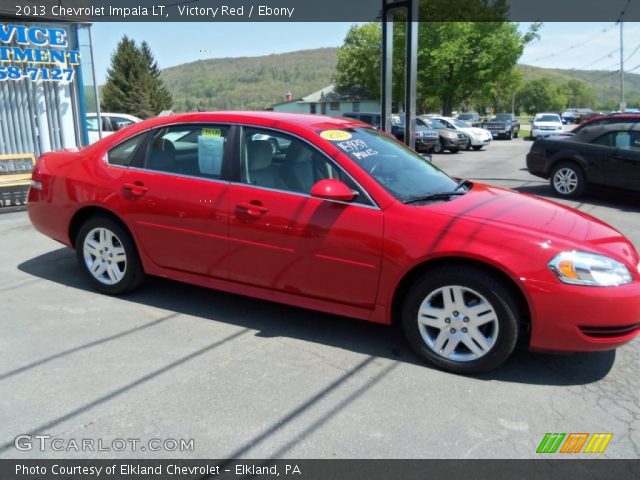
310;179;357;202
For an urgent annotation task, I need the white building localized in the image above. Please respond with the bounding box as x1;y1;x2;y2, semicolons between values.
271;84;380;116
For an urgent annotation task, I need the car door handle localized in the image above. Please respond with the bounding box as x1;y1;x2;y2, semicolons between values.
237;201;268;217
123;182;148;197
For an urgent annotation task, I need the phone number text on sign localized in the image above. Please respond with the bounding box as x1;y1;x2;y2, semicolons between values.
0;66;75;82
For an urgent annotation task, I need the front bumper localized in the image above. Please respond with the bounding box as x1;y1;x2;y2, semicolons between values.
531;128;563;138
469;135;492;147
526;278;640;352
442;137;469;149
415;137;439;151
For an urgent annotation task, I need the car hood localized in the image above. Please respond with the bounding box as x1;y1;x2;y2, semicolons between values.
437;127;462;135
423;183;638;267
459;127;490;137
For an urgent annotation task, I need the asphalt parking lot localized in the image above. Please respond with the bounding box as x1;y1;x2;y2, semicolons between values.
1;137;639;459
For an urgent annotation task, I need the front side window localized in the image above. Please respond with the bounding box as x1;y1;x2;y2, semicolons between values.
321;128;458;202
107;134;147;167
591;132;617;148
240;127;371;205
144;124;230;178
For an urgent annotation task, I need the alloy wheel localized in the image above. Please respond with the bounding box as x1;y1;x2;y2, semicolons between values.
82;227;127;285
553;168;578;195
417;285;499;362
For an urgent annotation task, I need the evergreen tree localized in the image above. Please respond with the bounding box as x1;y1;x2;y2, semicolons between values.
101;36;170;118
140;41;173;113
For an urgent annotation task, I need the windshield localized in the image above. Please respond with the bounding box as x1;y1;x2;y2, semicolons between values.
494;114;512;122
452;119;468;129
458;114;475;120
423;118;447;129
320;128;458;202
536;115;561;123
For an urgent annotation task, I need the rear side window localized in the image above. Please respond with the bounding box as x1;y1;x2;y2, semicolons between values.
107;134;147;166
143;124;231;179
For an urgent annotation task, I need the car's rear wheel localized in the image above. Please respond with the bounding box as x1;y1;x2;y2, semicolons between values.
402;267;520;374
76;216;145;294
550;162;586;198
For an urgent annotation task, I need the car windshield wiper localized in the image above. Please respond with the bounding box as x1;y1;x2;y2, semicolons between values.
403;180;469;205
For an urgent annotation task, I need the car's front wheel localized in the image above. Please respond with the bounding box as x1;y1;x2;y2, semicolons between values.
550;162;586;198
448;147;460;153
472;146;483;151
75;216;145;294
402;267;520;374
433;141;443;154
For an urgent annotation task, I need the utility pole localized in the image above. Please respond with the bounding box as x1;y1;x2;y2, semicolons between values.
620;19;625;112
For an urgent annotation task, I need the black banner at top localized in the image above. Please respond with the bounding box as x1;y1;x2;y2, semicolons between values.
1;0;640;22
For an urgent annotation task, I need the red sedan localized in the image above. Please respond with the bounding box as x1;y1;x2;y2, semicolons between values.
28;112;640;373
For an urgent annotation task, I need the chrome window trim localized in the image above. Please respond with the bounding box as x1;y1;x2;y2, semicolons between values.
238;124;380;209
227;180;380;211
125;165;231;186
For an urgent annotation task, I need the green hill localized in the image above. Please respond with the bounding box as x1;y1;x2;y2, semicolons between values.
159;48;640;112
516;64;640;108
161;48;339;112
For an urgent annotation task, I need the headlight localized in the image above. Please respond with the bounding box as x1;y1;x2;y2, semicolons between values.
548;251;632;287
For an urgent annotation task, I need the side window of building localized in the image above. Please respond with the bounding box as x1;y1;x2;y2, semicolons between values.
107;134;147;167
240;127;372;206
143;125;230;178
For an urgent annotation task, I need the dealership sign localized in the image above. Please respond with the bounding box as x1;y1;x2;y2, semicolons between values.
0;24;80;82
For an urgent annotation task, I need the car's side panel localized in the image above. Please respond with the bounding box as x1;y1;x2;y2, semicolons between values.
120;169;231;279
227;184;384;308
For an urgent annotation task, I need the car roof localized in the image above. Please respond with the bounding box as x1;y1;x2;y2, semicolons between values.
88;111;369;147
568;122;640;142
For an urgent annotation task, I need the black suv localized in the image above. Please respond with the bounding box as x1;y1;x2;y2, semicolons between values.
483;113;520;139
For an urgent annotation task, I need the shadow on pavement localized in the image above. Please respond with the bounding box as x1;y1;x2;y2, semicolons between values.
18;248;616;386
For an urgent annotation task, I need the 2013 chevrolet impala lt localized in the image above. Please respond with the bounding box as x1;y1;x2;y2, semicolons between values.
28;112;640;373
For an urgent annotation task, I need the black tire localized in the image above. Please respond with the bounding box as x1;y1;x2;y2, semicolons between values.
433;141;443;154
506;131;512;140
550;162;586;198
472;146;483;151
401;267;520;374
514;129;519;138
75;216;145;294
448;147;460;154
465;142;471;151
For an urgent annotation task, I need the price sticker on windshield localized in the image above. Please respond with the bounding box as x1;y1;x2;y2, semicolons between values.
320;130;352;141
202;128;222;137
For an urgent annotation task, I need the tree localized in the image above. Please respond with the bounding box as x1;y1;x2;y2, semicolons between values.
140;41;173;113
334;15;539;115
518;78;566;114
101;36;171;118
335;23;382;101
558;79;596;109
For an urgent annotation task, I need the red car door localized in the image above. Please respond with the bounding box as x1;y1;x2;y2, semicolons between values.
226;127;383;308
119;124;233;279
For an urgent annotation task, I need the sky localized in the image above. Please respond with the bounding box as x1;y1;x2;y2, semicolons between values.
90;22;640;84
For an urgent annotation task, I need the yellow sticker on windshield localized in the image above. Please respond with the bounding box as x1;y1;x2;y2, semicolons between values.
202;128;222;137
320;130;352;141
